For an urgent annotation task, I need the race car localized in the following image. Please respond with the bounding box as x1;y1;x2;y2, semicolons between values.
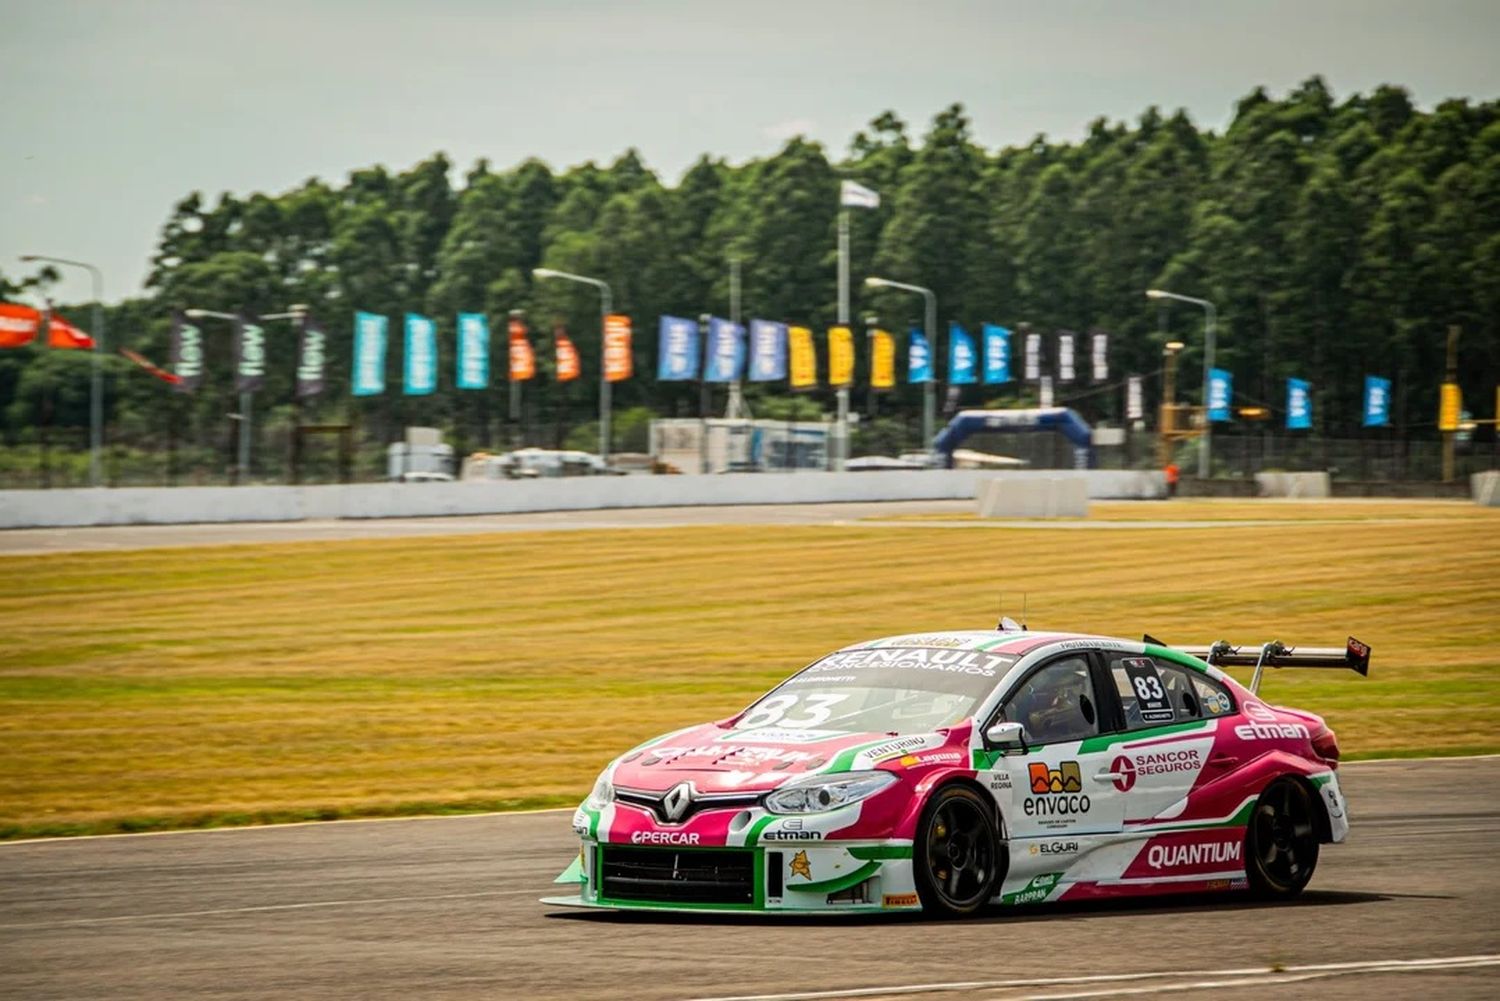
543;625;1370;917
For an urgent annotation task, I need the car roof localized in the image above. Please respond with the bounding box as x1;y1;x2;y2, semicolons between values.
838;629;1105;655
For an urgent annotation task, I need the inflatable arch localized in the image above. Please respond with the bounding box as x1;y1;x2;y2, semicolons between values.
931;408;1095;469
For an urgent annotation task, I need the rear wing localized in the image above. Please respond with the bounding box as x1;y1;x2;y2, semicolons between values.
1153;636;1371;696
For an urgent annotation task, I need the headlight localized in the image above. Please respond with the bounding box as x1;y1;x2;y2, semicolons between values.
584;774;614;810
763;771;897;815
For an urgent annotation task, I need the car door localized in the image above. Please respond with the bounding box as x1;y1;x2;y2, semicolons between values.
983;651;1126;838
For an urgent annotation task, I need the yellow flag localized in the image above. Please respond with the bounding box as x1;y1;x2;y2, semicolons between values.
871;329;895;390
788;325;817;389
1439;383;1461;432
828;326;854;388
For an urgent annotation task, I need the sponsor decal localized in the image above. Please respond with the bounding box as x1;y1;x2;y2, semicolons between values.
1024;761;1090;823
1241;700;1278;723
1204;691;1232;716
763;819;823;842
987;772;1013;791
813;647;1008;678
1125;830;1246;878
863;735;939;762
1003;872;1063;905
1029;840;1079;856
641;745;823;767
1147;839;1241;870
788;850;813;881
722;727;846;745
1206;879;1231;891
894;635;967;648
899;750;964;767
630;831;700;845
1030;760;1083;794
1234;722;1310;741
571;808;590;837
1111;748;1202;791
882;892;920;908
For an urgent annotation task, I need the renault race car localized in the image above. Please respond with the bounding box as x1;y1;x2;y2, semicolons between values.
543;625;1370;917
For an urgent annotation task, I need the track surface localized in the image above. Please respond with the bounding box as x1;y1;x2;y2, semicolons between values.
3;758;1496;1000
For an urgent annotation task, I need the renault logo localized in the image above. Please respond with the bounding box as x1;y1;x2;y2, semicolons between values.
661;782;693;823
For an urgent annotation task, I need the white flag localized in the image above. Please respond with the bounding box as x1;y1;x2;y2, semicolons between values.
839;179;880;209
1126;375;1143;420
1057;333;1076;383
1040;375;1055;408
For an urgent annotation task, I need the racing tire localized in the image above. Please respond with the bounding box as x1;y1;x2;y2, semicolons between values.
1245;778;1320;899
914;784;1000;918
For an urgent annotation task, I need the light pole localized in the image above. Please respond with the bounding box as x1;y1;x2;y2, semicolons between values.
532;268;613;461
1158;340;1185;467
21;254;104;487
865;276;937;456
1146;289;1217;478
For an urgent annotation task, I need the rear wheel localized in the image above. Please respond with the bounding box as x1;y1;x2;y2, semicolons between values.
914;785;999;917
1246;778;1320;898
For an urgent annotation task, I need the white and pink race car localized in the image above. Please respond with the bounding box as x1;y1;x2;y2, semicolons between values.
545;626;1370;916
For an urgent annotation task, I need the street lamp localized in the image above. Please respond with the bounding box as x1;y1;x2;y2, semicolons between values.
865;276;937;455
532;268;614;461
21;254;105;487
1146;289;1217;478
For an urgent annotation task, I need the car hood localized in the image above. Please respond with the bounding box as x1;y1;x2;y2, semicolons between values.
609;723;957;795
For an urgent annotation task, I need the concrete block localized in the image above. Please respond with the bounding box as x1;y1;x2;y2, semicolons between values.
1473;470;1500;507
1254;471;1331;498
976;476;1089;518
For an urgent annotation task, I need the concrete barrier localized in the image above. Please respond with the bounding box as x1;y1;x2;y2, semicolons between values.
1473;470;1500;507
1254;471;1332;498
976;476;1089;518
0;468;1169;529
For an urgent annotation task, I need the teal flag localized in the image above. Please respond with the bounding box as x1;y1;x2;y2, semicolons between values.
456;312;489;389
404;313;437;395
352;311;387;397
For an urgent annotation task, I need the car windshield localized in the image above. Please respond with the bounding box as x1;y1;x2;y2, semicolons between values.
733;646;1017;736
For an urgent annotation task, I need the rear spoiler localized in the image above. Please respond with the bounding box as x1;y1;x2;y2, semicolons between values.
1148;635;1371;696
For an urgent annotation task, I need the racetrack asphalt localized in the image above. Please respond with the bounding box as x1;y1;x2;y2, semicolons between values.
2;757;1496;1000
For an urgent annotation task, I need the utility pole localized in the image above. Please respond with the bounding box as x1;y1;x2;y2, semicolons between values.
1441;325;1460;483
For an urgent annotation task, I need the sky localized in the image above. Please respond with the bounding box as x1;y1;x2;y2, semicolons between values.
3;0;1498;304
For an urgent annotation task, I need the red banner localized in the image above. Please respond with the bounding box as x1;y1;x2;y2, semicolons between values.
554;326;580;382
508;317;535;381
48;313;95;350
119;347;182;385
0;302;41;348
603;314;632;383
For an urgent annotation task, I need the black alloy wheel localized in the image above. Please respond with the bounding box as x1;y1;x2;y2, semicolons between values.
915;785;1000;917
1246;778;1320;898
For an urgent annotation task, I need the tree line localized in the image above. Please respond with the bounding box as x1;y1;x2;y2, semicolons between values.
2;77;1496;463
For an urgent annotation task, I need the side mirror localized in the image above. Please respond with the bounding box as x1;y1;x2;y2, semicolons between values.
984;720;1028;751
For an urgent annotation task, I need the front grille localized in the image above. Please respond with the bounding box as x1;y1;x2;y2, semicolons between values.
614;786;761;825
599;846;755;905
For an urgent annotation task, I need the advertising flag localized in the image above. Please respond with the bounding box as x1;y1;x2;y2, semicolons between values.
1057;331;1076;383
788;325;817;389
455;312;489;390
748;319;787;382
352;311;388;396
1024;330;1042;381
1039;376;1055;408
119;347;181;385
1286;377;1312;430
49;313;96;350
656;315;699;381
828;326;854;388
1362;375;1391;427
705;317;746;383
982;323;1011;385
1439;383;1461;432
0;302;41;347
870;329;895;390
839;179;880;209
1091;331;1109;382
604;314;632;382
233;314;265;392
948;322;976;385
403;313;437;395
1207;367;1233;422
1126;375;1144;420
555;326;580;382
169;311;204;394
908;329;932;384
508;316;535;382
296;316;327;398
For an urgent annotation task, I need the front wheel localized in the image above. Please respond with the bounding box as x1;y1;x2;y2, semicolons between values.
914;785;1000;917
1245;778;1320;898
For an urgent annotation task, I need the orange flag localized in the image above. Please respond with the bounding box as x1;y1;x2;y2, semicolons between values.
48;313;95;350
554;326;580;382
603;314;632;383
508;317;535;381
0;302;41;348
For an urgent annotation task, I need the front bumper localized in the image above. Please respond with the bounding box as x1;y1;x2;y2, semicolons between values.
545;838;921;913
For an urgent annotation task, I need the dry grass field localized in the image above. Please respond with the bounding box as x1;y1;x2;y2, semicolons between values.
1;500;1497;838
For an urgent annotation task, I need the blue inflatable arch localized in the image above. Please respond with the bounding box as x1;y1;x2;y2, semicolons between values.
931;408;1095;469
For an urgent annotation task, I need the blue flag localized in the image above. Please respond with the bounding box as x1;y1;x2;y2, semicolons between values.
1363;375;1391;427
656;315;700;381
948;322;977;385
352;311;387;397
1286;377;1312;429
455;312;489;390
982;324;1011;384
748;320;787;382
704;317;745;383
403;313;437;395
1207;368;1233;422
908;329;932;384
